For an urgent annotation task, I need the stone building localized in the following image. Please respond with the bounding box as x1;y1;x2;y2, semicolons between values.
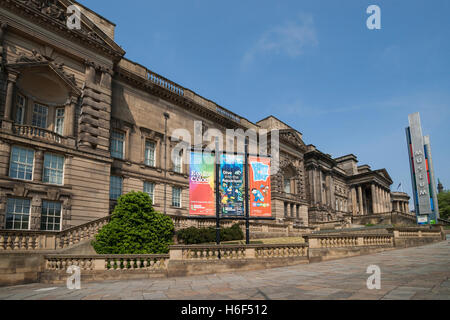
0;1;406;232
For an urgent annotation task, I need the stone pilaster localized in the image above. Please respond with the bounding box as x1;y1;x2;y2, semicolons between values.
33;148;45;183
30;196;41;231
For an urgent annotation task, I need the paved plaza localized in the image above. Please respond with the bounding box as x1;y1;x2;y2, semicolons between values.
0;239;449;300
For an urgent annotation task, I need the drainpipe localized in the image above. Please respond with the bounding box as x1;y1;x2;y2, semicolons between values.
163;112;170;215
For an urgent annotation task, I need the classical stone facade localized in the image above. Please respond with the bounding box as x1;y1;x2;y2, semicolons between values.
0;1;407;232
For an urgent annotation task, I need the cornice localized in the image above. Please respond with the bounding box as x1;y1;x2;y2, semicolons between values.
1;0;124;61
114;67;248;131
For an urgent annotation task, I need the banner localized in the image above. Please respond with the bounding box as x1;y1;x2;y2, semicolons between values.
249;156;272;217
219;154;244;216
189;152;215;216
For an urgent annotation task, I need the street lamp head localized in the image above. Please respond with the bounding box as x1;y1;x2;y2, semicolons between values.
164;112;170;119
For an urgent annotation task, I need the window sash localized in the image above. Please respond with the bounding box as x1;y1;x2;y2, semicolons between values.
9;146;34;181
174;152;183;173
32;103;48;129
43;153;64;185
110;176;123;200
172;187;181;208
144;182;155;203
55;108;65;135
111;131;125;159
15;95;26;125
41;201;62;231
145;141;156;167
284;179;291;194
6;198;31;230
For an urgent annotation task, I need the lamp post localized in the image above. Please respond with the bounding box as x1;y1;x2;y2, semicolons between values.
163;112;170;215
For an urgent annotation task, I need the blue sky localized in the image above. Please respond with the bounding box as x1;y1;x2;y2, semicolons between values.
80;0;450;207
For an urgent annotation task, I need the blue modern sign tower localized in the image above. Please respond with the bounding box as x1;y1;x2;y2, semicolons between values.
406;113;440;225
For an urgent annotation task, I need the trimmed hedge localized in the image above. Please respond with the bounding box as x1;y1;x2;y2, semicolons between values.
176;223;244;245
92;191;174;254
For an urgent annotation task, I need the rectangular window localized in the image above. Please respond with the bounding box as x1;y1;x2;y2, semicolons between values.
15;94;26;125
110;176;123;200
144;182;155;204
55;108;65;135
284;178;291;194
145;141;156;167
111;130;125;159
9;146;34;181
172;187;182;208
6;198;31;230
32;103;48;129
174;150;183;173
43;153;64;185
41;201;62;231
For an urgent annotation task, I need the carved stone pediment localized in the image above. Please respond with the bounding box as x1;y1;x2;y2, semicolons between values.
280;129;307;151
11;0;124;56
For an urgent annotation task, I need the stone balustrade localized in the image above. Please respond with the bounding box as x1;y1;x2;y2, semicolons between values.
55;217;110;250
45;254;169;272
0;231;57;251
0;216;110;251
394;227;442;238
306;233;394;249
12;124;75;147
146;70;184;96
254;244;308;259
169;243;308;261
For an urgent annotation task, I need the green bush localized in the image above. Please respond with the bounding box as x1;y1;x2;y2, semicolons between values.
177;223;244;245
92;191;174;254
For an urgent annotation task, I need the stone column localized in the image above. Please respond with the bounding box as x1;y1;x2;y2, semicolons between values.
385;190;389;212
351;187;357;215
374;187;378;213
358;186;364;215
64;95;77;137
377;186;382;213
371;184;377;214
3;71;19;121
387;191;392;212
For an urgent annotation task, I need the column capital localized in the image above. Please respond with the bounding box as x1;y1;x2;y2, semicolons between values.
6;69;20;82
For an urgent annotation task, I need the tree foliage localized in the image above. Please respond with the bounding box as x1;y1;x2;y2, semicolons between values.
438;190;450;220
92;192;174;254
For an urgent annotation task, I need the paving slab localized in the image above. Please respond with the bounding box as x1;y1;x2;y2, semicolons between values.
0;241;449;300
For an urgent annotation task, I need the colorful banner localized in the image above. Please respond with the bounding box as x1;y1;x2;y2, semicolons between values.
249;156;272;217
189;152;215;216
219;154;244;216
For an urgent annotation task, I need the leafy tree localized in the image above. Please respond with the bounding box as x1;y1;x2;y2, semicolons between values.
438;190;450;220
92;192;174;254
